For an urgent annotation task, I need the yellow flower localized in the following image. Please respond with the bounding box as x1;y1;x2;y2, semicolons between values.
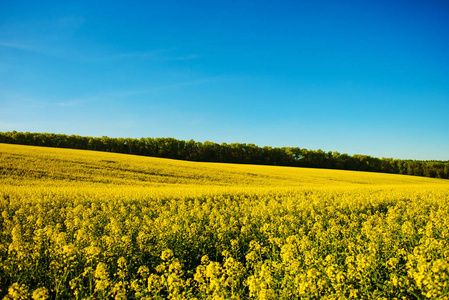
31;287;49;300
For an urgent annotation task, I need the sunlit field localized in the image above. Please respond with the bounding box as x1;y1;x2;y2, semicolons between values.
1;143;448;299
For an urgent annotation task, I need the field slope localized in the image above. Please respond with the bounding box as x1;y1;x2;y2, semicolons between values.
1;143;448;299
1;143;446;188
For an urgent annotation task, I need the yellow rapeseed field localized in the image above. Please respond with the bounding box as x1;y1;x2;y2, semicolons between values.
1;143;448;299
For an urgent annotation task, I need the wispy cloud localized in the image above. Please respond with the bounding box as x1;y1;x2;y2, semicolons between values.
0;121;30;130
90;49;169;62
0;76;224;114
0;41;36;50
55;16;85;29
76;77;222;100
170;54;200;61
0;39;199;64
0;90;86;110
0;91;41;104
152;77;218;90
55;99;89;107
0;39;62;57
109;77;221;96
0;15;84;57
91;49;200;63
189;118;202;125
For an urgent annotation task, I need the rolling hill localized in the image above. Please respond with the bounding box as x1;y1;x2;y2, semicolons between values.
1;143;448;299
1;143;446;188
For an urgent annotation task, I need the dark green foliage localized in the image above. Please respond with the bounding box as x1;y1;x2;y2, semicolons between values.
0;131;447;179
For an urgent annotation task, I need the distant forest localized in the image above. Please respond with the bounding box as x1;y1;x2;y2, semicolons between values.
1;131;448;179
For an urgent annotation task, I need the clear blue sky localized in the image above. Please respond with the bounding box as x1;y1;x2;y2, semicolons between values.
1;0;448;160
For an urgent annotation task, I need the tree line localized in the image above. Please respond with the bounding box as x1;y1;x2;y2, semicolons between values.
1;131;448;179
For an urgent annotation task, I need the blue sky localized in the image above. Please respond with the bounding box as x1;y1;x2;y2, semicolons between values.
1;0;448;160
